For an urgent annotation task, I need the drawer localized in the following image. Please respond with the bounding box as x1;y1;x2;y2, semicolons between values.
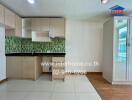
52;57;65;62
52;65;65;69
52;62;65;81
52;69;65;75
52;75;65;80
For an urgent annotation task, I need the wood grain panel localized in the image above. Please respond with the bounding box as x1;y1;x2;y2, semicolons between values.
6;57;22;79
34;57;42;80
87;73;132;100
22;57;35;79
31;18;50;32
4;7;15;29
0;4;4;25
15;15;22;37
50;18;65;38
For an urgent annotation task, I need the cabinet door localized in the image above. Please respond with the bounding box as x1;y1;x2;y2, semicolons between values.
22;18;32;38
15;15;22;37
31;18;50;32
113;17;128;81
50;18;65;38
4;7;15;29
6;57;22;79
0;4;4;25
22;57;35;79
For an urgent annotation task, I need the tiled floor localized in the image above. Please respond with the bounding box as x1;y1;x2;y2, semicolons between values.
0;75;101;100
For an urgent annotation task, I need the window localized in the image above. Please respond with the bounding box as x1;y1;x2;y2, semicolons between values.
118;26;127;61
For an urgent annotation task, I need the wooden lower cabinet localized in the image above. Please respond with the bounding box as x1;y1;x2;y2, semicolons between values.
6;57;22;79
22;57;35;79
6;56;42;80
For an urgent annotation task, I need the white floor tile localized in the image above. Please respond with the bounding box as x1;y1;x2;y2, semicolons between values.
24;92;51;100
51;93;76;100
53;80;75;93
6;83;34;92
75;81;96;93
76;93;102;100
32;82;54;92
0;91;28;100
0;83;7;92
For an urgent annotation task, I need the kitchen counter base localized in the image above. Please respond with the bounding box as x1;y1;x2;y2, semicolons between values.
5;53;66;57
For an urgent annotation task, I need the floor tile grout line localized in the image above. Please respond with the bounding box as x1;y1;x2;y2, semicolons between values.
73;77;77;100
50;80;56;100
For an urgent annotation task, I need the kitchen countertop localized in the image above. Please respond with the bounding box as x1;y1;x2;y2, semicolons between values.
5;53;66;57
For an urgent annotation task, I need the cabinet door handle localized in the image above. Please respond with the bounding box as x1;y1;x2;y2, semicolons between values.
127;38;131;47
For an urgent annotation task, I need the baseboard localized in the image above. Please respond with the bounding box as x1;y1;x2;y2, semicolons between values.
42;72;102;75
65;73;86;75
42;72;52;74
87;72;102;75
112;81;132;85
0;78;8;84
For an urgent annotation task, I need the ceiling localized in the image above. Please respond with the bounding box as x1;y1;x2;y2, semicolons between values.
0;0;132;23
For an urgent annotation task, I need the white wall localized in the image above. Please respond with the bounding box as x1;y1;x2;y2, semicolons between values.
0;25;6;81
65;19;103;72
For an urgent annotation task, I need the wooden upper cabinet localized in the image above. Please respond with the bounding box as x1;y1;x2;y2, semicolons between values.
31;18;50;32
50;18;65;38
0;4;4;25
4;7;15;29
22;18;32;38
15;15;22;37
31;18;65;38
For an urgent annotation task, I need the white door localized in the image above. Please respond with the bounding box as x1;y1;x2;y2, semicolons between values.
113;17;128;81
128;17;132;81
0;25;6;81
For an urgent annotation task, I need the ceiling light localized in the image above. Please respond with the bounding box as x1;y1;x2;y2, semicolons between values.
27;0;35;4
101;0;109;4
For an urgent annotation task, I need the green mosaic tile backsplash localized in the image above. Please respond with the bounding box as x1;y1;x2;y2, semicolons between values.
5;36;65;54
